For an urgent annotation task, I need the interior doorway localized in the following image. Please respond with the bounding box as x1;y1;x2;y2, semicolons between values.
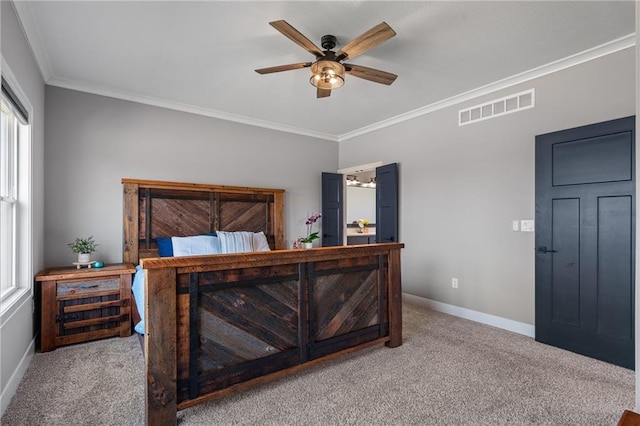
338;162;381;245
322;162;398;247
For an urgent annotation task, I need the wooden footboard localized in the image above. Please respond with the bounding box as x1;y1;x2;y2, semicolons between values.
140;243;403;425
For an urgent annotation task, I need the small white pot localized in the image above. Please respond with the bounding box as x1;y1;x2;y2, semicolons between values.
303;242;313;249
78;253;91;263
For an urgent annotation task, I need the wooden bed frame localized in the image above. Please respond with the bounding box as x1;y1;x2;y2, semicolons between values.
122;178;403;426
122;178;286;265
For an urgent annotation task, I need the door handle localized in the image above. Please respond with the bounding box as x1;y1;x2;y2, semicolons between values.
537;246;557;253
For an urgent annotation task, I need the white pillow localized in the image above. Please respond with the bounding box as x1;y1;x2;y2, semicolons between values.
253;232;271;251
171;235;221;256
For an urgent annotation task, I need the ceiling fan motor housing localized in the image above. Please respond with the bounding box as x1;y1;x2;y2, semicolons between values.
321;34;337;51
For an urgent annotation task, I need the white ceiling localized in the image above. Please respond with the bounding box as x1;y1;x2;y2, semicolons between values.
13;1;636;141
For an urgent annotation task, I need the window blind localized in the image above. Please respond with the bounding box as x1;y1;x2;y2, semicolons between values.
1;76;29;123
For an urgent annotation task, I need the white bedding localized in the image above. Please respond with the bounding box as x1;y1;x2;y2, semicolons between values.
132;265;146;334
217;231;255;253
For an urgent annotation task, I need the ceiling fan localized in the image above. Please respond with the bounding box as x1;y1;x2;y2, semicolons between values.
255;20;397;98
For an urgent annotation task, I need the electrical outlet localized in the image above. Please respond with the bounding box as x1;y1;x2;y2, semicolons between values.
452;278;458;289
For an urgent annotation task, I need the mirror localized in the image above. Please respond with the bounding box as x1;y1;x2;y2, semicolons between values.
346;186;375;224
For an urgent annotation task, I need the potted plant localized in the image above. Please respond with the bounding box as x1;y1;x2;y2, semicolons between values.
68;236;98;263
300;213;322;249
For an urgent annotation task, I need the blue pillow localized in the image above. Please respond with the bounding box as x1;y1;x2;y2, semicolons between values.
156;237;173;257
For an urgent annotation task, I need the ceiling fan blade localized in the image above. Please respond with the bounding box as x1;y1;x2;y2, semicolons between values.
345;64;397;85
270;20;323;57
317;88;331;98
255;62;312;74
336;22;396;61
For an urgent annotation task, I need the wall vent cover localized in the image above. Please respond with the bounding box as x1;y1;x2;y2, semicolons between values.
459;89;535;126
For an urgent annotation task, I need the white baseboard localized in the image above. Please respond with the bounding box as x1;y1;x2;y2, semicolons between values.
403;293;535;338
0;336;35;417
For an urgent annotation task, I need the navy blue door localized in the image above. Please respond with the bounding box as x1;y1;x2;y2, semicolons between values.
376;163;398;244
535;116;635;369
322;172;344;247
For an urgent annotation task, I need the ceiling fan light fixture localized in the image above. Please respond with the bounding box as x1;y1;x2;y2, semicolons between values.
310;60;345;90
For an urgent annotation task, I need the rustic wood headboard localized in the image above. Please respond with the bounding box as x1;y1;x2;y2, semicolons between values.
122;178;285;264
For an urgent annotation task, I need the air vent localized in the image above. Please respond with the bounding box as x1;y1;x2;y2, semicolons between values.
459;89;535;126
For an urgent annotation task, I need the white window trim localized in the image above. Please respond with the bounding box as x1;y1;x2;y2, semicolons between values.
0;55;33;318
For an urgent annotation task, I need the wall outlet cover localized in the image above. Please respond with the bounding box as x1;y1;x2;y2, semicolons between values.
520;220;535;232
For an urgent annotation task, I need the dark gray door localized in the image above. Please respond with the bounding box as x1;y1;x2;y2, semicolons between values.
322;172;344;247
535;116;635;369
376;163;398;243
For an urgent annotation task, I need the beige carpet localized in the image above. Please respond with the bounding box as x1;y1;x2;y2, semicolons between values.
2;303;635;425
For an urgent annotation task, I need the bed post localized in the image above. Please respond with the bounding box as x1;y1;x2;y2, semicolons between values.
386;246;403;348
123;182;139;265
274;191;285;249
145;267;178;426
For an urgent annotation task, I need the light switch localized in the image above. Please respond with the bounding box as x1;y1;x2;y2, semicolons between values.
512;220;520;232
520;220;534;232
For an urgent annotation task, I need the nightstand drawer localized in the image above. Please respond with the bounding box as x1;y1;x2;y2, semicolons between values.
57;278;119;297
57;293;125;335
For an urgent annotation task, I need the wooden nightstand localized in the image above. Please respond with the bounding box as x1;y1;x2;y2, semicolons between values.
35;263;136;352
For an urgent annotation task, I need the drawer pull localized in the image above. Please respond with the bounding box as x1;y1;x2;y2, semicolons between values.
80;284;99;289
63;298;127;313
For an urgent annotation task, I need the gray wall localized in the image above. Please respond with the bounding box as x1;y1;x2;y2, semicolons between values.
339;48;636;325
0;1;45;412
44;87;338;267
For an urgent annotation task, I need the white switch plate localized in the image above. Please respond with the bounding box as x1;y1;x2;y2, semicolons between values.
452;278;458;289
520;220;535;232
512;220;520;231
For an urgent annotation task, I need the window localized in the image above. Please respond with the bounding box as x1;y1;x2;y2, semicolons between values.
1;72;31;308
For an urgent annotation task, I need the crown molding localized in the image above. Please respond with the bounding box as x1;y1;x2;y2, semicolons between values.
11;1;53;82
13;0;337;142
47;77;339;142
337;33;636;142
50;29;634;144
